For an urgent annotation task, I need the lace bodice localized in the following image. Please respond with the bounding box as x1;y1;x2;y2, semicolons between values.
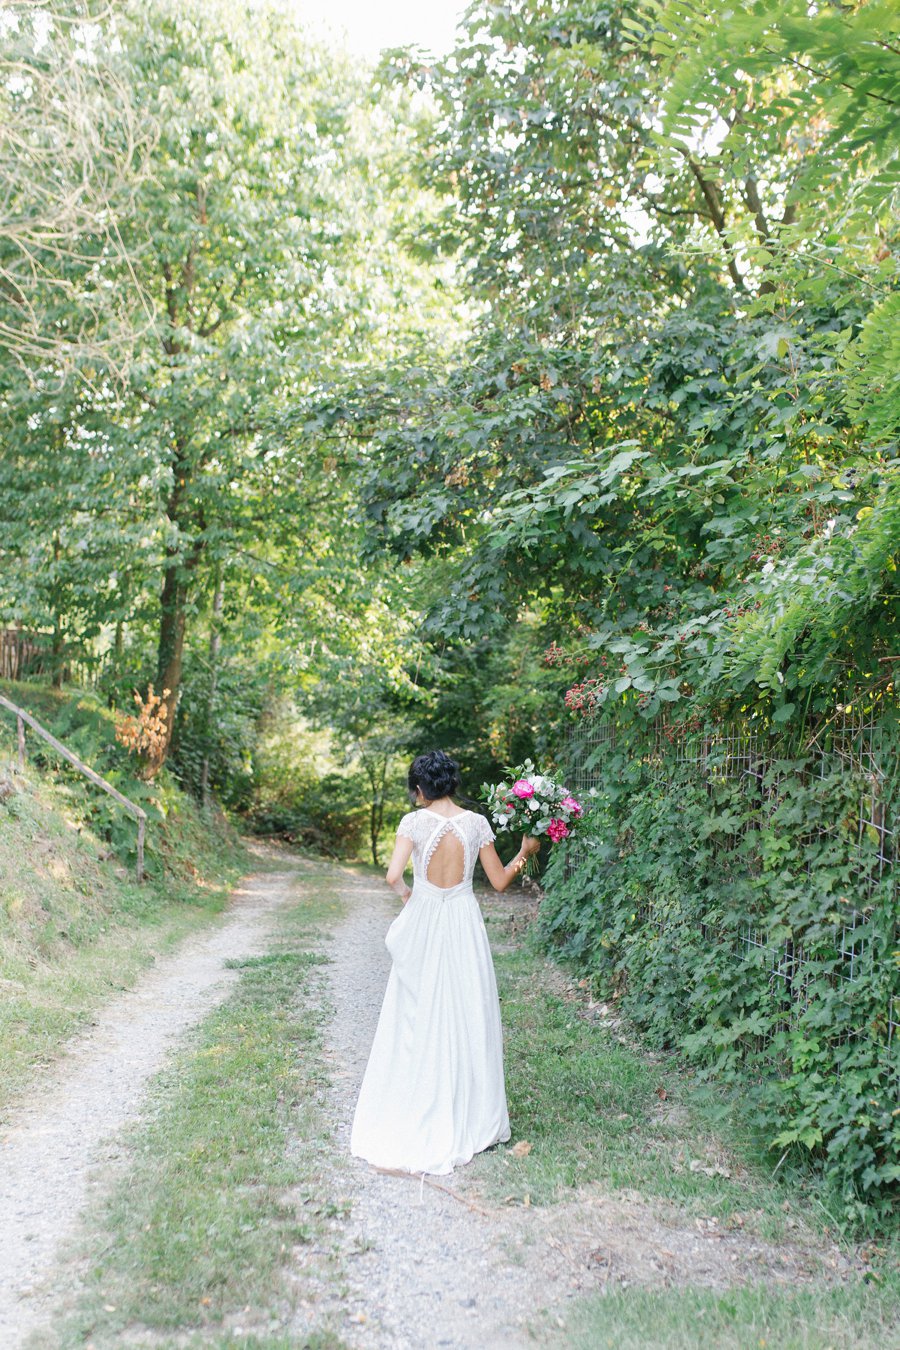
397;808;495;886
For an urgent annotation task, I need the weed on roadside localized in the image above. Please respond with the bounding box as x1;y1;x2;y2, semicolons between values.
0;739;246;1111
477;925;899;1349
488;945;807;1235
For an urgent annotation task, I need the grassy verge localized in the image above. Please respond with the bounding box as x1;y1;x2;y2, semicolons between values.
480;916;900;1348
43;861;348;1350
562;1282;900;1350
0;682;248;1111
492;945;801;1230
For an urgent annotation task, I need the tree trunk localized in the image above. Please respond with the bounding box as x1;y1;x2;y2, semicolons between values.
200;570;224;808
363;758;380;866
106;619;125;709
154;250;198;761
51;628;64;688
367;751;389;866
156;560;188;758
155;431;204;762
51;533;64;688
113;618;124;679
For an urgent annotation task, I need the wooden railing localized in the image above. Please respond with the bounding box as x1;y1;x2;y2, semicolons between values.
0;693;146;881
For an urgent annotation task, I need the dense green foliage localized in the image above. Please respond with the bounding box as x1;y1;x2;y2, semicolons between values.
1;0;898;1229
0;0;460;812
8;0;897;811
539;717;899;1231
353;0;898;732
328;0;898;1230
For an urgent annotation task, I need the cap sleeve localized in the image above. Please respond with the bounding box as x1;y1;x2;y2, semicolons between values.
396;811;417;841
474;813;495;848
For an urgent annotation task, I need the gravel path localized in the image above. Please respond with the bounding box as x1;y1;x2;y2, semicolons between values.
315;873;859;1350
0;865;296;1350
319;871;548;1350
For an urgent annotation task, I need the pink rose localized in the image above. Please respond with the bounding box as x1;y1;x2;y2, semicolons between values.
511;779;535;799
560;795;583;816
547;818;570;842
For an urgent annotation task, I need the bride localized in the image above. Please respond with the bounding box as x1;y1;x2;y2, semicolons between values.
350;749;540;1176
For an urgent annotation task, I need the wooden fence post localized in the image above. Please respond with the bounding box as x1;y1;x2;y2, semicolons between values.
136;815;145;884
17;714;25;771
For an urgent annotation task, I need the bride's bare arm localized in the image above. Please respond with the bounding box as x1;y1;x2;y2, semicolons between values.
385;835;414;902
479;835;540;892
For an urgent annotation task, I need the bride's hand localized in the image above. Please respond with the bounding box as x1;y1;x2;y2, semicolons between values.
521;834;541;856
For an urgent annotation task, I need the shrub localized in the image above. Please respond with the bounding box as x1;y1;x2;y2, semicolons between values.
247;769;370;859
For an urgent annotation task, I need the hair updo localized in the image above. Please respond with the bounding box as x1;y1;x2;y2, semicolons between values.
408;750;461;805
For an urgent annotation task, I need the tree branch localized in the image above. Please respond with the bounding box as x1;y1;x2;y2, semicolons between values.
743;174;770;244
775;50;900;108
686;159;746;291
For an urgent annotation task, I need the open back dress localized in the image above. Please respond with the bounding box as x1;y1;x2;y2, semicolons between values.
350;807;511;1175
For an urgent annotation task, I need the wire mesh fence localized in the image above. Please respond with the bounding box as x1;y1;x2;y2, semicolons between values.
566;709;900;1069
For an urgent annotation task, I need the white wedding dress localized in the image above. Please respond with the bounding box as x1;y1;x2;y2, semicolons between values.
350;807;511;1175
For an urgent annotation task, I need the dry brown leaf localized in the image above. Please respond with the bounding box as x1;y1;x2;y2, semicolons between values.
510;1140;532;1158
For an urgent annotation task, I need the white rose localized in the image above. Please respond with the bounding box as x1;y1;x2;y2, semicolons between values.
527;798;540;812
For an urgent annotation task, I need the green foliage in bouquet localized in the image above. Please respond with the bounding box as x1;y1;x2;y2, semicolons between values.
481;759;588;872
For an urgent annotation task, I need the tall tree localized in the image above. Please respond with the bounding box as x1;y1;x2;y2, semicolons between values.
1;0;467;774
0;0;154;378
350;0;898;725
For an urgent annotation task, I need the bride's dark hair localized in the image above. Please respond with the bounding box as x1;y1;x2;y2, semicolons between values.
408;750;461;805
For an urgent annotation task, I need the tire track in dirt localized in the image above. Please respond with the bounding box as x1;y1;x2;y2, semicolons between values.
1;857;861;1350
314;871;544;1349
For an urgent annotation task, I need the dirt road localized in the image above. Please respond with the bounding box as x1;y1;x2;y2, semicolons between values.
0;856;858;1348
0;868;296;1349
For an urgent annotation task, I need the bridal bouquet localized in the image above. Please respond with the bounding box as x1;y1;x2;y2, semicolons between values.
480;759;585;871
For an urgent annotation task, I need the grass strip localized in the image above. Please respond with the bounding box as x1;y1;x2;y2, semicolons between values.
494;945;805;1229
561;1281;900;1350
48;866;349;1350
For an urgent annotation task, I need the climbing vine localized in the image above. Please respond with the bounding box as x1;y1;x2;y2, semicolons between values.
539;712;900;1230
